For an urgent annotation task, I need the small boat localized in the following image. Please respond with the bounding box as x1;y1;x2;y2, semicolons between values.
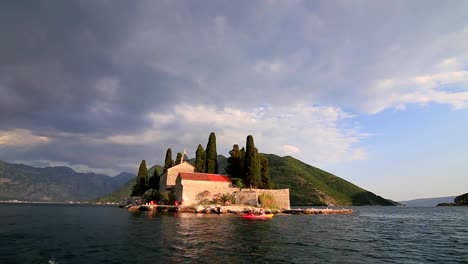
241;213;274;219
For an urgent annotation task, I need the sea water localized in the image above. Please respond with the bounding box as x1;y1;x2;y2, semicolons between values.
0;204;467;263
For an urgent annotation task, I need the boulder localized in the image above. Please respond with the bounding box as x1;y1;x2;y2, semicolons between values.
195;205;205;213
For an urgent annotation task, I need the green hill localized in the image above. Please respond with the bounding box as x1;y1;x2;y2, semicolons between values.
94;165;163;202
266;154;396;206
91;178;135;203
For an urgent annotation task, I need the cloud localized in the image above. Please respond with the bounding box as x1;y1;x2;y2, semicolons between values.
0;1;467;175
105;104;367;166
0;129;49;147
363;69;468;113
281;144;301;155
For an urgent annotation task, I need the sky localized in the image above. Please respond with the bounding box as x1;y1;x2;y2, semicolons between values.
0;0;467;201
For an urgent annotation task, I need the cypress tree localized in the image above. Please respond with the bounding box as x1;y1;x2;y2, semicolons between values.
205;132;218;173
138;160;149;184
259;154;271;189
131;160;149;196
243;135;261;188
163;148;174;172
148;167;160;190
226;144;243;178
175;152;182;165
195;144;206;172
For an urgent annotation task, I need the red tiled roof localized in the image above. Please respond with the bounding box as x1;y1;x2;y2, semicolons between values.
179;172;232;183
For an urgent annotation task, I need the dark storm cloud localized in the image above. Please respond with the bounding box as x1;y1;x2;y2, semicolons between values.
0;1;197;135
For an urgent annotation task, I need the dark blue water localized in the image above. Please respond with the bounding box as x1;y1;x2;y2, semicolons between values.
0;204;467;263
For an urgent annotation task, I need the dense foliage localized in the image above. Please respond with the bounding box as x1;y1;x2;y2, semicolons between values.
195;144;205;172
163;148;174;172
225;144;243;178
259;154;271;189
131;160;149;197
175;152;182;165
148;167;160;190
225;136;271;189
243;135;262;188
205;132;218;173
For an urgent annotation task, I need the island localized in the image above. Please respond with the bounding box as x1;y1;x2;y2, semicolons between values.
437;193;468;206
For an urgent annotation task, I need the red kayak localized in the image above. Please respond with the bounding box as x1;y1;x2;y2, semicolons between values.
242;214;274;219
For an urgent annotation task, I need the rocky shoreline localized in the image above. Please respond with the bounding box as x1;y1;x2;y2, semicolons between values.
126;204;353;215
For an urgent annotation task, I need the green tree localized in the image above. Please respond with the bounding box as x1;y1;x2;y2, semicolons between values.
163;148;174;172
195;144;206;172
175;152;182;165
131;160;149;196
138;160;149;184
226;144;243;178
259;154;271;189
148;167;160;190
205;132;218;173
243;135;261;188
131;177;147;197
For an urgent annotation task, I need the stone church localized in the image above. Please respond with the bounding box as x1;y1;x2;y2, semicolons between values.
159;157;290;209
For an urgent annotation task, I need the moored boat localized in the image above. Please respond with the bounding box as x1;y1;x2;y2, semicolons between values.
241;213;274;219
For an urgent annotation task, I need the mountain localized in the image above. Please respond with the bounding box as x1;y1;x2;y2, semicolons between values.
0;160;134;202
94;164;164;202
400;196;456;207
264;154;396;206
92;178;136;203
98;154;395;206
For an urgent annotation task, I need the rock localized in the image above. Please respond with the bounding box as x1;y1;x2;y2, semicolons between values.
195;205;205;213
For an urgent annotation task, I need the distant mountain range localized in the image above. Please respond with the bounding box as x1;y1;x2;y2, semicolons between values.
399;196;455;206
399;196;456;207
98;154;398;206
0;160;134;201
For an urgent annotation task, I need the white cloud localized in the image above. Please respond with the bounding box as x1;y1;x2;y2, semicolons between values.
104;104;367;166
282;144;301;155
107;130;168;145
0;129;49;147
364;69;468;113
437;57;462;71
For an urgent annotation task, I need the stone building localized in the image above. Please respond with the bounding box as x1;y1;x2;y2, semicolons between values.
173;172;232;205
159;159;291;209
158;161;195;192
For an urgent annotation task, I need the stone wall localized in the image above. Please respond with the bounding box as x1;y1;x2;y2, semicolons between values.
175;179;232;205
174;180;290;210
233;189;290;210
159;162;195;192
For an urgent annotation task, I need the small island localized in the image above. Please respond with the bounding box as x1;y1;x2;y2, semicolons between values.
437;193;468;206
121;133;353;216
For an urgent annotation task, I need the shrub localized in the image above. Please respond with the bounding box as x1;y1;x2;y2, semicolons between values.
159;191;175;205
220;193;236;205
142;188;159;203
258;193;278;209
196;190;211;205
231;178;244;188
